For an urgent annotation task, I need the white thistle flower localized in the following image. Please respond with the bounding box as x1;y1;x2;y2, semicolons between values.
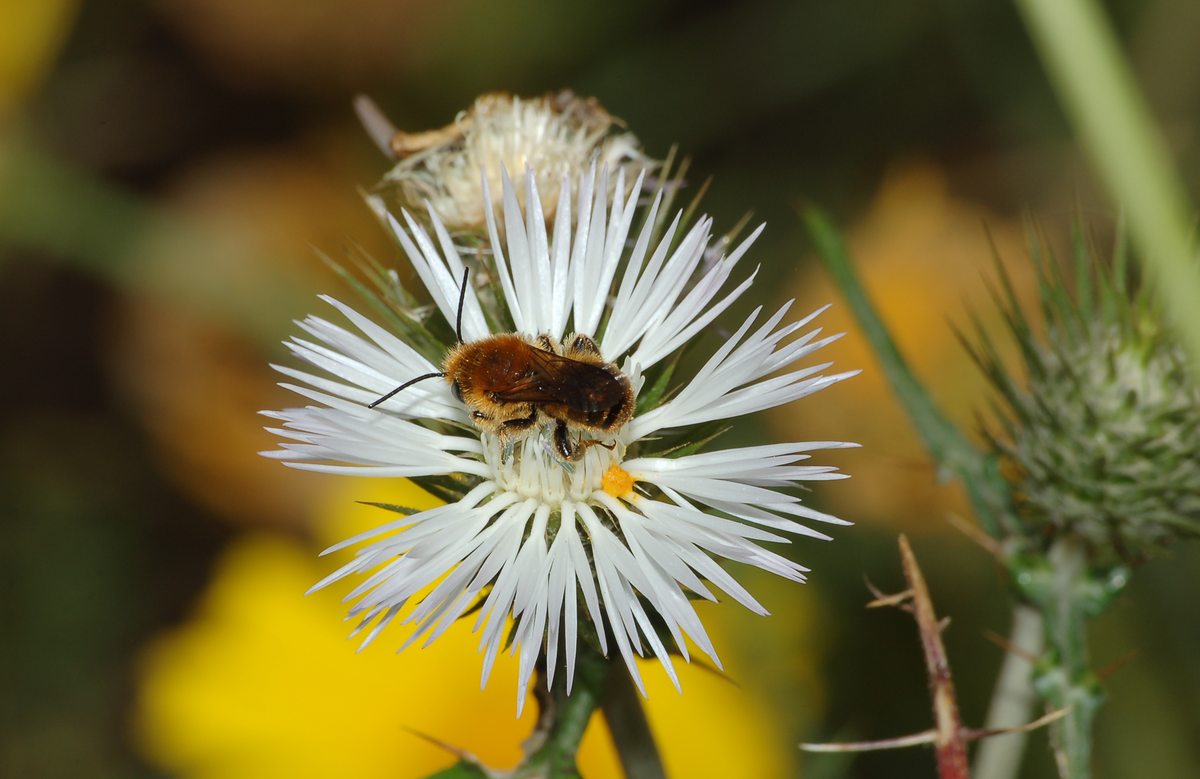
263;165;858;712
376;91;646;232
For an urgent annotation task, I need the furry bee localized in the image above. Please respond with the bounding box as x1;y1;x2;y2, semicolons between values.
369;270;634;461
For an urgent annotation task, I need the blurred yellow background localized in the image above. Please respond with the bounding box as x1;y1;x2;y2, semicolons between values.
3;1;1200;778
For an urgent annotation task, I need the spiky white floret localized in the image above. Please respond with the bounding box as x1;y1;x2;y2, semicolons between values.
264;165;857;711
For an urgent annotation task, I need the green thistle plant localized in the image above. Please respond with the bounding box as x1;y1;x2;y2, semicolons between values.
963;226;1200;778
807;208;1198;779
969;233;1200;565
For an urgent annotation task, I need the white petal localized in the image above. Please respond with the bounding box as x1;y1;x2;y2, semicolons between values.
386;210;488;341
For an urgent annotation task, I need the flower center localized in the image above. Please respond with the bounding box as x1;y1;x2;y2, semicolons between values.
483;429;626;506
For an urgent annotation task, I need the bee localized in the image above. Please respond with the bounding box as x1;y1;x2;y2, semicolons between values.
369;270;634;461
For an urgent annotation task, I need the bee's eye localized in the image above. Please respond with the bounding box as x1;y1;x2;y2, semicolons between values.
451;380;463;402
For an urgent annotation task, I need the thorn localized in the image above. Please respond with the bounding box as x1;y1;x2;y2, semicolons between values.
353;95;399;159
981;627;1040;664
864;574;912;608
963;706;1070;742
897;534;970;778
1097;648;1138;680
802;728;939;753
866;588;914;609
946;512;1005;559
400;725;480;763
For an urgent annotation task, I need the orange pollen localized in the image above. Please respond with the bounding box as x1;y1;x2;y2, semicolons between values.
601;464;636;498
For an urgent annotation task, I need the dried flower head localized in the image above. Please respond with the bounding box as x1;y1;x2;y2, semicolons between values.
366;91;648;233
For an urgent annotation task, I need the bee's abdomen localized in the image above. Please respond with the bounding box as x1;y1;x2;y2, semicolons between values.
574;369;632;430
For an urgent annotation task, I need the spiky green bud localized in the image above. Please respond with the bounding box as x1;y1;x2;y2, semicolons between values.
973;230;1200;563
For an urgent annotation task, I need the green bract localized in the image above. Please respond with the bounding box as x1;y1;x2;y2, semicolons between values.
972;231;1200;563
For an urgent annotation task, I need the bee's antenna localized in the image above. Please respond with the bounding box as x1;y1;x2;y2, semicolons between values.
455;266;469;343
368;372;444;409
369;267;467;410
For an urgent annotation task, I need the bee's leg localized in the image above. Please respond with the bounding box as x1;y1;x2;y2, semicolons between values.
497;408;537;463
535;334;558;353
579;437;616;454
567;333;601;357
553;419;580;461
471;410;512;461
552;421;616;462
502;410;538;433
539;429;576;474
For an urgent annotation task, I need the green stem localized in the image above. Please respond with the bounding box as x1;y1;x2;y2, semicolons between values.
1030;539;1104;779
601;667;667;779
1013;0;1200;371
973;604;1045;779
516;648;612;779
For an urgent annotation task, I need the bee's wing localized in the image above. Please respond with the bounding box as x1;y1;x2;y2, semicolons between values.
488;349;572;402
488;347;596;405
490;382;564;403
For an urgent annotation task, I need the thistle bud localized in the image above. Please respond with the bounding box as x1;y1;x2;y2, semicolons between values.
975;236;1200;563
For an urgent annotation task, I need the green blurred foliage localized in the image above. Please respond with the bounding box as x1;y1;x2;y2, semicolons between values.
2;0;1199;777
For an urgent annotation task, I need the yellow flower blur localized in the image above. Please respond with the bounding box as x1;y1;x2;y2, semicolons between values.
0;0;78;116
135;479;795;778
773;161;1033;528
